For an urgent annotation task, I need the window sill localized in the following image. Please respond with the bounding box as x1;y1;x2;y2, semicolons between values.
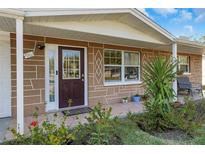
104;81;143;86
178;73;191;76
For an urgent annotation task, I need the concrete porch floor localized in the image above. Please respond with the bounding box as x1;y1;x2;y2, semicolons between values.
0;101;144;143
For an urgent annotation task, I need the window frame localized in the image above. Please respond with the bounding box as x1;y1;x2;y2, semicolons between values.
103;49;141;86
178;55;190;74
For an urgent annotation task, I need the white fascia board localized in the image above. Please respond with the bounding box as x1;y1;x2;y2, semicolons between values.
23;8;131;17
130;9;175;42
0;9;24;19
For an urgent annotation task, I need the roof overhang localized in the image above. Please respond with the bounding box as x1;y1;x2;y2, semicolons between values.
0;8;204;55
0;9;24;19
176;38;205;49
176;38;205;55
17;8;176;41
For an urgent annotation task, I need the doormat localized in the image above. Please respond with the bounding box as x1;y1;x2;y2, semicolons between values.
62;107;92;116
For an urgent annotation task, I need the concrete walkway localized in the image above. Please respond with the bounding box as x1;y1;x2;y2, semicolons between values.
0;102;144;143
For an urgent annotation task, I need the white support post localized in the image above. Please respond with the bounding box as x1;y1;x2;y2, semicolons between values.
16;18;24;134
172;43;177;101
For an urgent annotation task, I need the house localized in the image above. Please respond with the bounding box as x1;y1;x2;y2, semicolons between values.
0;8;204;134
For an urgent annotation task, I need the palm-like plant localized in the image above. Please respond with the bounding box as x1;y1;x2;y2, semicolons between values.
142;56;178;114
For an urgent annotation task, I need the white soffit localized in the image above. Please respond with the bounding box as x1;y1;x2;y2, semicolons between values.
25;20;168;45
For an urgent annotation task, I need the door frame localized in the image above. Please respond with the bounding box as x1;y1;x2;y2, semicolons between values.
45;43;88;112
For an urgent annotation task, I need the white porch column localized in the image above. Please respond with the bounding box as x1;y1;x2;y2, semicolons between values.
16;18;24;134
172;43;177;100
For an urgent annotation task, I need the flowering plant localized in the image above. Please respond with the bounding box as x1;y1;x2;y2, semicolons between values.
8;108;75;145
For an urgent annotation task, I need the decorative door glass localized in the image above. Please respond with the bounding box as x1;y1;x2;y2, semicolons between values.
62;50;80;79
49;51;55;102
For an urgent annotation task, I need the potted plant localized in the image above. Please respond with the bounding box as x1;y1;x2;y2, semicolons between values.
132;94;141;103
177;70;184;76
122;97;128;103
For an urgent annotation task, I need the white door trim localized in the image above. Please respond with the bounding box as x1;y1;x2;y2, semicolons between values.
45;43;88;112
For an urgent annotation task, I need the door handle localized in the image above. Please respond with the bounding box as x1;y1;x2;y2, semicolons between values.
81;74;84;82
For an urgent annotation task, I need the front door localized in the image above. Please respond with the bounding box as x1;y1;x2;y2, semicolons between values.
59;46;84;108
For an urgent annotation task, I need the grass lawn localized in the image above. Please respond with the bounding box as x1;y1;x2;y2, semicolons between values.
108;118;205;145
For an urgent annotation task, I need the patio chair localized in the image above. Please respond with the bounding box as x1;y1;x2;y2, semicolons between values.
177;76;203;97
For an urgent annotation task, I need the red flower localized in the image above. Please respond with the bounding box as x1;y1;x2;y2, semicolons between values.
30;121;38;127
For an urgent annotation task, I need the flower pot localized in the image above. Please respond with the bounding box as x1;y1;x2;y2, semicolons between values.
132;96;141;103
122;99;128;103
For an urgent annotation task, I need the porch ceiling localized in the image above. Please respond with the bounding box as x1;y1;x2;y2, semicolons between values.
24;23;171;51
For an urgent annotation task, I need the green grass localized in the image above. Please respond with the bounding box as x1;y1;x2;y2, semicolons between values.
111;118;205;145
190;127;205;144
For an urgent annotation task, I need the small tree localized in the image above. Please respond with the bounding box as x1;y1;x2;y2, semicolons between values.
142;56;178;131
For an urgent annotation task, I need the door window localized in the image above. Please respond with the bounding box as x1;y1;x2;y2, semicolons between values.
62;50;80;79
48;51;55;102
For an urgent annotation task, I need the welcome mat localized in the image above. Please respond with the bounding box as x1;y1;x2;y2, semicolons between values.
62;107;92;116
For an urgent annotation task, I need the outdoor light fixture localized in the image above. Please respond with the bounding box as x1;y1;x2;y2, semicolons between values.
36;43;45;50
24;42;45;59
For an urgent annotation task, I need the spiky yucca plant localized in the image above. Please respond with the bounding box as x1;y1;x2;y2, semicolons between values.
143;56;178;114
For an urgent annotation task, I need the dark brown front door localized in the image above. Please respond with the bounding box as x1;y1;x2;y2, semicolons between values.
59;46;84;108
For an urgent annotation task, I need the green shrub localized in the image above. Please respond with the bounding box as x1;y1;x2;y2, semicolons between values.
6;112;75;145
127;112;175;132
128;99;205;136
141;56;178;131
171;99;205;136
143;56;178;114
73;103;121;145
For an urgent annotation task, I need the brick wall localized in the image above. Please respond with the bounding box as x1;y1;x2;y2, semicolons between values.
10;34;202;117
10;34;45;117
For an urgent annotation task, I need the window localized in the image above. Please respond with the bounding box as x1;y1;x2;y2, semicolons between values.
178;55;190;73
104;49;140;84
104;50;122;82
48;51;55;102
62;50;80;79
124;52;140;81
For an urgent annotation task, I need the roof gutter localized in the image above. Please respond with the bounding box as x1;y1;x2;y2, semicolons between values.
22;8;131;17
